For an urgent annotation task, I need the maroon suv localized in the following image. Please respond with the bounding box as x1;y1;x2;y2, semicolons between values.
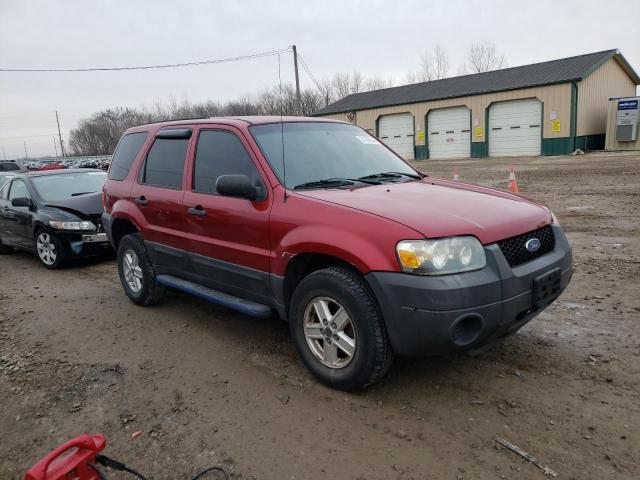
102;116;572;390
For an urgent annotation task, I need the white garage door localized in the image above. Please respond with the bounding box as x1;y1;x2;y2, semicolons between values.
378;113;414;160
489;99;542;157
428;107;471;159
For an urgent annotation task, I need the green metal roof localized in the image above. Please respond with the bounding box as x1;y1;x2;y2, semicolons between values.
313;49;640;116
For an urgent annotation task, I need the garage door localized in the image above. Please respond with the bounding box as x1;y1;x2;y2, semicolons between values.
428;107;471;159
489;99;542;157
378;113;414;160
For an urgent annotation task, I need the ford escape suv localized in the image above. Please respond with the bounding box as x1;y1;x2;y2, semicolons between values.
102;116;572;391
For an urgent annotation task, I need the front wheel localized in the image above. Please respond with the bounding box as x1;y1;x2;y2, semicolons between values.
35;229;65;269
289;267;394;391
0;233;13;254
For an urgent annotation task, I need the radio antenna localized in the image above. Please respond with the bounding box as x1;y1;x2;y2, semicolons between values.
278;52;288;201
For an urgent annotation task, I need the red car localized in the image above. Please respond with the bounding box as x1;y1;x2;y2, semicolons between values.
102;117;572;390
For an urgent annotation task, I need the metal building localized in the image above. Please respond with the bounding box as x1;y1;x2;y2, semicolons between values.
312;49;640;159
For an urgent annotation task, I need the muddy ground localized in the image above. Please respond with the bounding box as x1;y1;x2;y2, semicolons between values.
1;152;639;480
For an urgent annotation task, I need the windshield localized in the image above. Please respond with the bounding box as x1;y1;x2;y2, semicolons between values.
250;122;418;189
31;171;107;202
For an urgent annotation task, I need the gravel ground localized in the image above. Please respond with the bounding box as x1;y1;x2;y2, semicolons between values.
1;152;639;480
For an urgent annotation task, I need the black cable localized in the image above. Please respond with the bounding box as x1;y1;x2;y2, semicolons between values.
191;465;229;480
96;453;229;480
96;455;148;480
0;47;291;72
87;463;109;480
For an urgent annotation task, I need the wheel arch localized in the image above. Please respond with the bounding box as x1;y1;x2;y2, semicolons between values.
282;252;366;309
110;217;139;251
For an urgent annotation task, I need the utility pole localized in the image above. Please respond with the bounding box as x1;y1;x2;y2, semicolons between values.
2;146;6;160
24;142;28;160
292;45;302;116
56;110;66;157
53;136;58;157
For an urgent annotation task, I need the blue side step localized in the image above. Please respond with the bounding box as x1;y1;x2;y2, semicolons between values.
156;274;272;318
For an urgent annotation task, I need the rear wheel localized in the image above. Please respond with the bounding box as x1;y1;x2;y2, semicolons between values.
117;233;165;306
289;267;394;391
35;229;65;269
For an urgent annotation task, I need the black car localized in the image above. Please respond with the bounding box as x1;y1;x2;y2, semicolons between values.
0;169;111;268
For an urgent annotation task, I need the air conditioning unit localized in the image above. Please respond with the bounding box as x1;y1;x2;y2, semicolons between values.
615;97;639;141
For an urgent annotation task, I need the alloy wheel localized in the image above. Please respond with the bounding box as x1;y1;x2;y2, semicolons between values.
36;232;57;266
122;248;143;293
303;296;356;369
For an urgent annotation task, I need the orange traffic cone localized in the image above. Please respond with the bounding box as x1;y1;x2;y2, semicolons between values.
507;167;519;193
453;169;460;181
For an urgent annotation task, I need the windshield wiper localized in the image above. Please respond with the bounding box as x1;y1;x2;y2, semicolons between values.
293;177;381;190
359;171;424;180
70;191;97;196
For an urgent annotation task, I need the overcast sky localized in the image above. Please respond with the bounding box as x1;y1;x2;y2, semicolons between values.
1;0;639;159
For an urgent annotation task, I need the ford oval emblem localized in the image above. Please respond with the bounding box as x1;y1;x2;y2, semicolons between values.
525;238;541;252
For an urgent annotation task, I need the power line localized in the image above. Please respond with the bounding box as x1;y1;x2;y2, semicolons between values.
0;47;292;72
297;53;324;95
0;133;70;140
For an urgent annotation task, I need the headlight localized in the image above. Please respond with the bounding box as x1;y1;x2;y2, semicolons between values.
49;220;96;231
550;210;560;226
396;237;486;275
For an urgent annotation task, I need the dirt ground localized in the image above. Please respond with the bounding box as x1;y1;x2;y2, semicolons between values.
1;152;639;480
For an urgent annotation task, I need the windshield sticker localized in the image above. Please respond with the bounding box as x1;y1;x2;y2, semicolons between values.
356;135;380;144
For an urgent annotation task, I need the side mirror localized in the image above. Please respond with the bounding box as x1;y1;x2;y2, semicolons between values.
216;174;261;200
11;197;33;208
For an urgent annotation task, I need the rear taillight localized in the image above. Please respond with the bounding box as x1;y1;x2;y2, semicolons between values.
101;185;109;213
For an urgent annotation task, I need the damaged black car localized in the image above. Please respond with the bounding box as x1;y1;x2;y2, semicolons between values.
0;169;111;268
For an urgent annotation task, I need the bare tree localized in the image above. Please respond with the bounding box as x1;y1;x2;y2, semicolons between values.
316;78;335;107
466;41;507;73
350;71;366;94
331;72;352;99
417;45;450;81
365;75;395;91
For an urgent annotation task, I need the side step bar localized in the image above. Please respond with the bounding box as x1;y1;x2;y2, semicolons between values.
155;275;272;318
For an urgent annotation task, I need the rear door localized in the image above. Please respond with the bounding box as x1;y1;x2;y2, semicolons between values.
130;127;193;273
182;126;272;301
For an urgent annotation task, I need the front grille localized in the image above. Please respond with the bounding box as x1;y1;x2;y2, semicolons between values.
497;225;555;267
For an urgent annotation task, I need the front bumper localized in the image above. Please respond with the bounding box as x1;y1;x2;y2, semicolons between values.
57;231;110;256
365;225;572;357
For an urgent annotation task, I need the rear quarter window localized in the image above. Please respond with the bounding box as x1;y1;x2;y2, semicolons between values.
109;132;149;181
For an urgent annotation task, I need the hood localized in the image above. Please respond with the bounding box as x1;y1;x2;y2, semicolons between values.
296;179;551;244
45;192;104;217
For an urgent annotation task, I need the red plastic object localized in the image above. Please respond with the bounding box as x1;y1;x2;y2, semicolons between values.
24;434;106;480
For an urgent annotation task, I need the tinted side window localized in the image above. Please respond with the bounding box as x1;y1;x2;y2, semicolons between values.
109;132;149;181
194;130;259;194
9;180;30;200
141;138;188;189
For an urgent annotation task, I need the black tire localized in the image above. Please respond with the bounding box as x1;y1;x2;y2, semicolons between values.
289;267;394;391
34;228;66;269
0;233;12;254
117;233;165;306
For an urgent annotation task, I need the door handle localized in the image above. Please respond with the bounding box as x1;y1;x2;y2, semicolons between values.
188;205;207;217
134;196;148;206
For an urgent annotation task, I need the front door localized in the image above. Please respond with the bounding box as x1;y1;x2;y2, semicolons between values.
182;126;272;301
